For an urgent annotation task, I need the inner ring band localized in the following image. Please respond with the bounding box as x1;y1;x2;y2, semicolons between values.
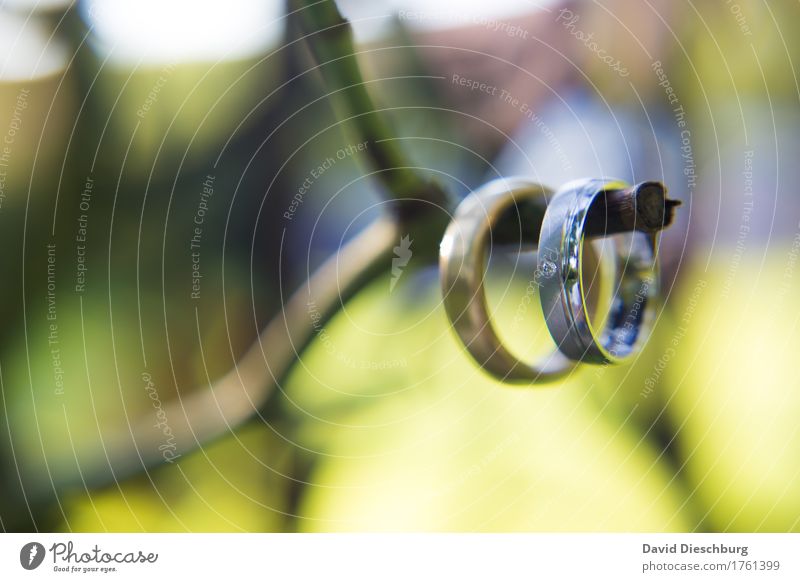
439;177;576;384
538;178;659;365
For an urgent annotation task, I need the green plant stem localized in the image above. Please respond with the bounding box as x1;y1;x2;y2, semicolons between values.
48;0;450;494
38;218;398;494
291;0;450;209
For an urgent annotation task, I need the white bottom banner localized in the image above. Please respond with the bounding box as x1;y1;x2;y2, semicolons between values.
1;533;798;581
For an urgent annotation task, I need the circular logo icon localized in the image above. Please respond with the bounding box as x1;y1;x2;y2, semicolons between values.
20;542;46;570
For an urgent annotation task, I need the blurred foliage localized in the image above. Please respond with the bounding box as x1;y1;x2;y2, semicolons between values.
668;252;800;532
64;422;294;532
0;0;798;533
287;273;695;531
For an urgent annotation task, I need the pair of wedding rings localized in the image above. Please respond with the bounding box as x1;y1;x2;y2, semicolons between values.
439;177;659;384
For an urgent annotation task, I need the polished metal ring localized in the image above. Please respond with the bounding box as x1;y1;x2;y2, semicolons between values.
439;177;578;383
538;178;659;365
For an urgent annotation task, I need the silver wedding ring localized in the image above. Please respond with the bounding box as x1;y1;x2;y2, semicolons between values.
439;177;577;383
537;178;659;365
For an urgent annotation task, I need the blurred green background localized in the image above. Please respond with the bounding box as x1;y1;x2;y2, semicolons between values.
0;0;798;532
